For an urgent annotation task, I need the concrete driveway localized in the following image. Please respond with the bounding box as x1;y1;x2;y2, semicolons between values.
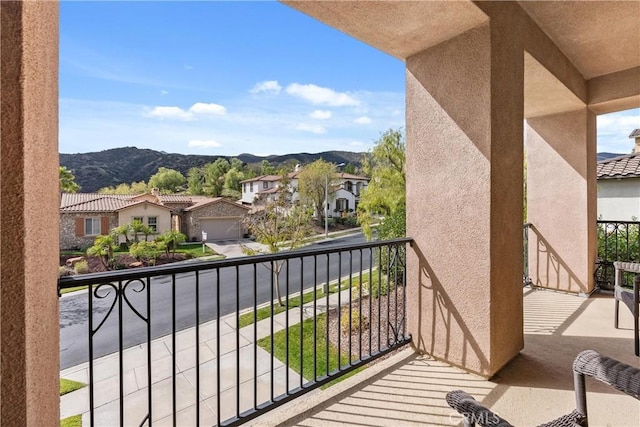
206;239;268;258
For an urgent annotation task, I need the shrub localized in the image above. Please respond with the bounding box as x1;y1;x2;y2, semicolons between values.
340;307;369;333
59;266;70;277
129;241;163;264
73;260;89;275
86;234;118;270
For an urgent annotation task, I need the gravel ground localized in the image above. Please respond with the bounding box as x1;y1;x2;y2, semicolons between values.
326;286;407;363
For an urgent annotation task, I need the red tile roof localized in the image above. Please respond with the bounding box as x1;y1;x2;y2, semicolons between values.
60;193;231;212
597;152;640;179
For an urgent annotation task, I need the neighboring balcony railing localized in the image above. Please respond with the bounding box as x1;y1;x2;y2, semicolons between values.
595;220;640;291
59;238;412;426
523;222;532;287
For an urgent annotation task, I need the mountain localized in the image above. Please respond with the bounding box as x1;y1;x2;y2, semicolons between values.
597;152;626;162
59;147;366;192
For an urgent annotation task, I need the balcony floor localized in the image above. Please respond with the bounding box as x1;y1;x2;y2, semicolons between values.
260;289;639;427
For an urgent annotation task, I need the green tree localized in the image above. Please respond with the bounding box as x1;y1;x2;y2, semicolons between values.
202;158;230;196
260;160;276;175
86;234;118;270
156;230;186;258
342;163;357;175
357;128;406;239
221;168;244;200
148;167;185;193
297;159;337;222
131;220;153;243
230;157;244;171
186;167;204;195
242;181;312;306
112;223;133;246
59;166;80;193
98;181;148;194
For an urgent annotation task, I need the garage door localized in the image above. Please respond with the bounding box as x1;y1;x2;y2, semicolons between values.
200;218;242;240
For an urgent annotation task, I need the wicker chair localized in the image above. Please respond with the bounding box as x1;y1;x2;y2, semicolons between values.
446;350;640;427
613;261;640;356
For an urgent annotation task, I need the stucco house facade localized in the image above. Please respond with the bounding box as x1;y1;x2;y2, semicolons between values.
597;130;640;220
60;192;249;249
240;170;369;216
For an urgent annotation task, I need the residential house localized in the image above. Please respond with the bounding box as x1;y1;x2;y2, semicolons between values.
60;191;250;249
597;129;640;220
240;169;369;216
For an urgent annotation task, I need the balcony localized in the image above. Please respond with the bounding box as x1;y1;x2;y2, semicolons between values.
262;288;639;426
58;237;638;426
3;1;640;426
59;238;412;426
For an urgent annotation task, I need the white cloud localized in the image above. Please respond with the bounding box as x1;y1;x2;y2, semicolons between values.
296;123;327;134
188;139;221;148
309;110;332;120
146;106;193;120
349;141;364;147
184;65;194;70
146;102;226;120
286;83;360;107
189;102;227;115
250;80;282;94
161;90;169;95
596;109;640;153
354;116;372;124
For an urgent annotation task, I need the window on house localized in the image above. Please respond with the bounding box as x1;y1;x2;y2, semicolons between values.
345;181;353;192
336;198;349;211
263;182;268;189
250;182;253;192
132;216;143;225
84;218;100;236
147;216;158;232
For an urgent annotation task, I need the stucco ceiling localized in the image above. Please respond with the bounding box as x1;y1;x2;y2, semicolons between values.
282;1;489;60
283;1;640;80
518;1;640;79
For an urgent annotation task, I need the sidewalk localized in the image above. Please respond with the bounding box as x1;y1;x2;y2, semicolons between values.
60;285;353;425
207;227;365;259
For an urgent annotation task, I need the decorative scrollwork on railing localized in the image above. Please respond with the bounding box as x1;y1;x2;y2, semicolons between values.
91;282;119;335
122;279;148;322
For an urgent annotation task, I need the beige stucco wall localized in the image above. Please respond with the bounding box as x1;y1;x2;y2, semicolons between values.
118;203;171;239
59;212;118;250
186;202;248;241
406;20;524;378
0;1;60;424
526;109;597;294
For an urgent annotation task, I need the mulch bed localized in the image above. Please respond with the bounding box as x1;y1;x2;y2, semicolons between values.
326;286;407;364
60;253;190;275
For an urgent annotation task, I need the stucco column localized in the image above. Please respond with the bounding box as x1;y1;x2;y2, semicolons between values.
406;22;524;377
1;1;60;425
526;110;597;294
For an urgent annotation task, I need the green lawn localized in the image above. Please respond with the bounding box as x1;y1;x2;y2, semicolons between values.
175;243;216;257
257;314;364;390
238;270;386;328
61;415;82;427
60;378;86;427
60;378;86;396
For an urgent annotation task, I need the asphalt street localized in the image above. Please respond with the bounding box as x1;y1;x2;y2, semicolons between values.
59;233;372;369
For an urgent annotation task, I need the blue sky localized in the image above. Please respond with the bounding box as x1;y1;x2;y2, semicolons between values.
59;1;639;156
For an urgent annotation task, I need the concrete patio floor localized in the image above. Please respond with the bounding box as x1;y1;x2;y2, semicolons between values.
259;288;639;427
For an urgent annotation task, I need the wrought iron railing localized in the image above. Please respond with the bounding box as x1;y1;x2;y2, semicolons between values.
595;220;640;290
59;238;412;426
523;223;532;287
